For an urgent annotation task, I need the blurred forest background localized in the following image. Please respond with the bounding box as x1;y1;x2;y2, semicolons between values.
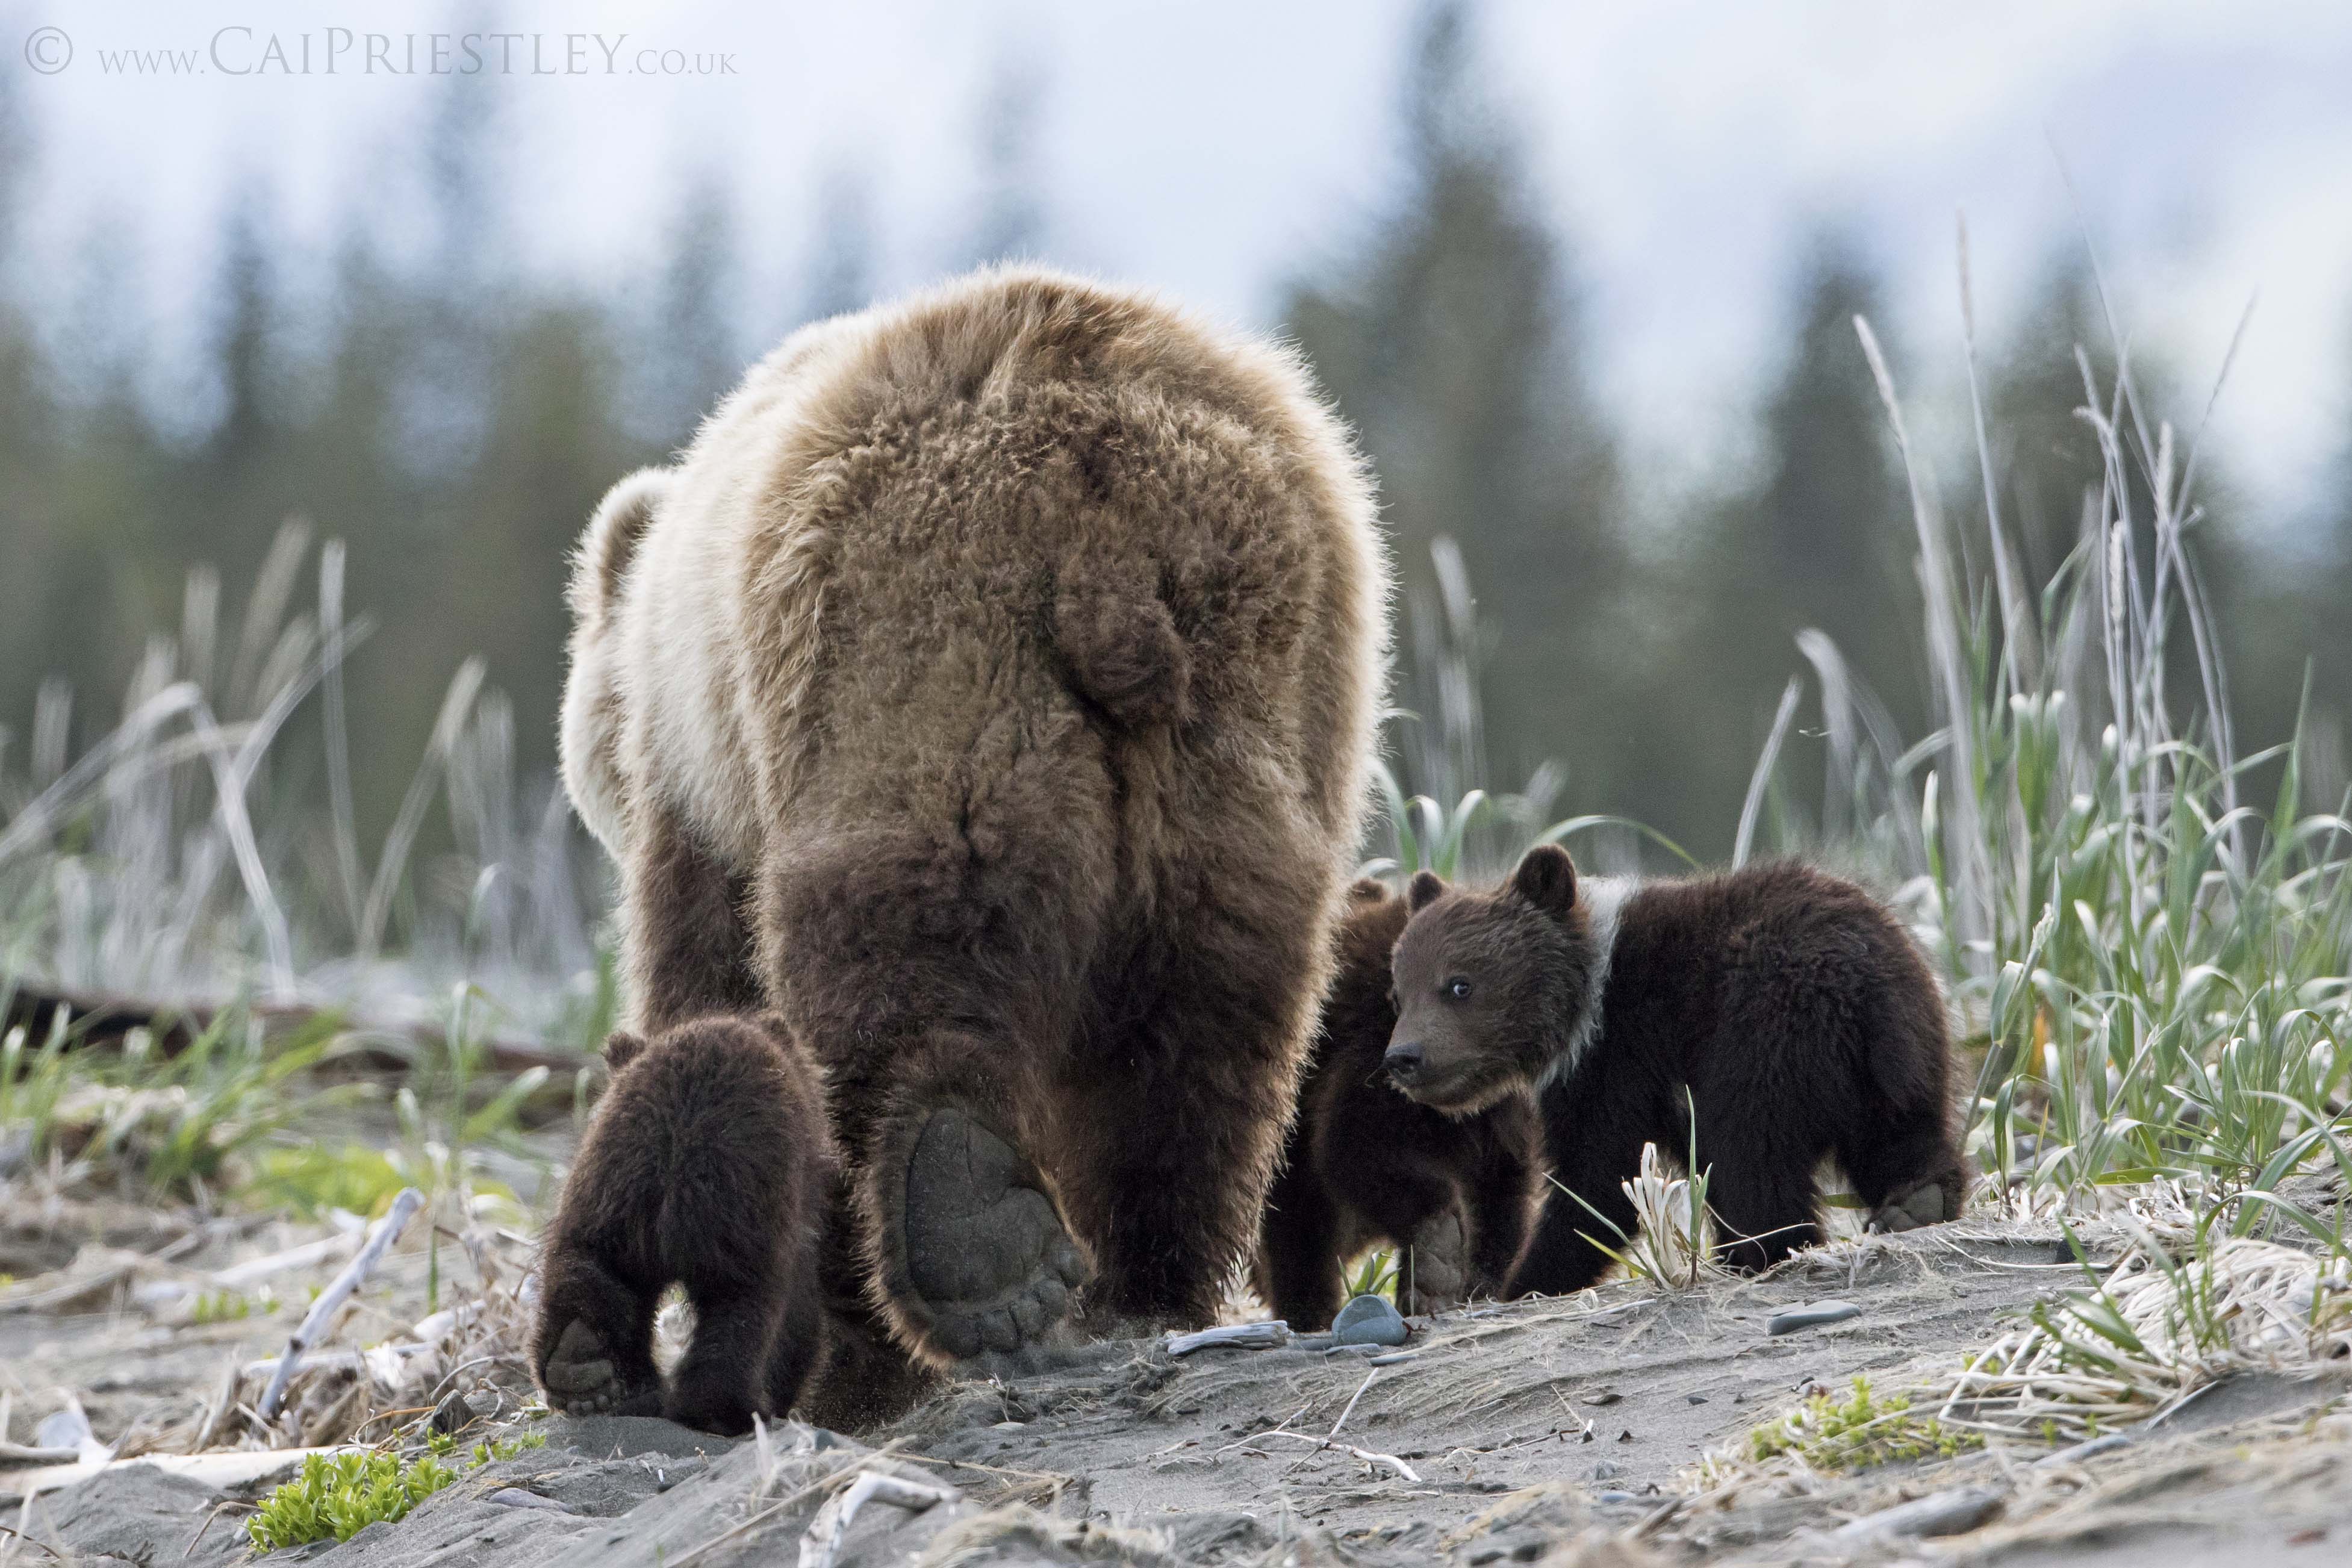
2;1;2347;869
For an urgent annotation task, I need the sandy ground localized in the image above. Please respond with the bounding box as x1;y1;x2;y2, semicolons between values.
5;1193;2350;1566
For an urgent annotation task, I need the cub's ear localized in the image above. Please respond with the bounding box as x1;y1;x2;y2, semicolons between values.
601;1031;649;1072
1407;870;1448;912
1348;876;1391;905
1509;844;1579;918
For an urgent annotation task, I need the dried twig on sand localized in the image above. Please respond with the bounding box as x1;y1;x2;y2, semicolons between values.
1221;1368;1423;1482
256;1187;423;1424
797;1469;957;1568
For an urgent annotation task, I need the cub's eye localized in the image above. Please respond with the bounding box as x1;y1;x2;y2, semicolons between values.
1446;977;1472;1001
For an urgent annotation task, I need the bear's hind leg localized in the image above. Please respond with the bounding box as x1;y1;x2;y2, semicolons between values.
534;1248;661;1417
1257;1146;1348;1330
666;1289;782;1435
763;816;1101;1378
1840;1098;1970;1234
1697;1127;1825;1273
761;1258;827;1419
1053;894;1324;1334
623;805;765;1033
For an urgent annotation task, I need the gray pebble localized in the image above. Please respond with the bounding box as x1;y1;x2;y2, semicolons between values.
1330;1293;1409;1347
488;1489;573;1513
1768;1299;1862;1336
1685;1393;1708;1405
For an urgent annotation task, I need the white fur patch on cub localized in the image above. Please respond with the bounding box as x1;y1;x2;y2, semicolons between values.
1536;875;1635;1094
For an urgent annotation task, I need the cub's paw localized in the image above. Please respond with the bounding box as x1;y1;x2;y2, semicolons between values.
1867;1177;1964;1234
538;1319;661;1417
895;1107;1087;1367
1399;1209;1471;1315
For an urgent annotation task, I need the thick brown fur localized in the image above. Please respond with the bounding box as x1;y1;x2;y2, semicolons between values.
532;1013;835;1434
1390;847;1968;1296
557;267;1389;1421
1258;880;1543;1328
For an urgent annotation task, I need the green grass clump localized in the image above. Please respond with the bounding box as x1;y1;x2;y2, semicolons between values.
190;1289;253;1324
245;1431;549;1550
246;1142;410;1218
246;1450;460;1549
1748;1377;1983;1471
0;1003;353;1198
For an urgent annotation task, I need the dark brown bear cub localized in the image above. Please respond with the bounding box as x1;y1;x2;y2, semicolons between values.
1258;880;1544;1328
533;1013;835;1434
1388;847;1967;1295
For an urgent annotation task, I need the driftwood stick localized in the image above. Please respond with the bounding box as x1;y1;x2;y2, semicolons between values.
1165;1321;1291;1355
1245;1429;1420;1482
257;1188;424;1423
797;1470;956;1568
1328;1369;1378;1439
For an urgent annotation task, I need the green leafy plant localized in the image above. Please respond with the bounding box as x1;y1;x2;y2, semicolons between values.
1344;1246;1399;1303
1748;1376;1983;1470
246;1431;548;1550
246;1449;461;1549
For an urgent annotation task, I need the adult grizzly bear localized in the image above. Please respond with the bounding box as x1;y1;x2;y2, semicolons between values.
1387;847;1967;1294
559;269;1387;1414
1258;879;1542;1328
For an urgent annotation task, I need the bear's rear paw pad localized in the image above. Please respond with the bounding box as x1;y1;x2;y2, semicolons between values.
1868;1178;1962;1234
540;1319;660;1417
1399;1210;1470;1315
899;1108;1086;1362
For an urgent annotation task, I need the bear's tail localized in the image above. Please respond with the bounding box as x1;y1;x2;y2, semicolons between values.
569;467;670;621
1051;564;1192;730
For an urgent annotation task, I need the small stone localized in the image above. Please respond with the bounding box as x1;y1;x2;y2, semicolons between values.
1578;1389;1622;1406
1685;1393;1708;1405
1597;1490;1639;1505
488;1488;572;1513
1591;1460;1620;1480
1330;1293;1408;1348
1769;1300;1863;1336
429;1389;473;1436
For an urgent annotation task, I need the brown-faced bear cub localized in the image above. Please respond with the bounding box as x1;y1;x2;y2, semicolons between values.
533;1013;835;1434
1258;879;1544;1328
1388;847;1967;1294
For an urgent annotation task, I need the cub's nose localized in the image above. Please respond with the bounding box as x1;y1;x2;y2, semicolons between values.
1384;1041;1425;1082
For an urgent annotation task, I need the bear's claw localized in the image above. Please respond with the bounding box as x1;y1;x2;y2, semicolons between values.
899;1107;1086;1366
540;1319;661;1417
1867;1177;1962;1234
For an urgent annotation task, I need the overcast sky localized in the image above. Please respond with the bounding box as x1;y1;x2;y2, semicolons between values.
12;0;2352;532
